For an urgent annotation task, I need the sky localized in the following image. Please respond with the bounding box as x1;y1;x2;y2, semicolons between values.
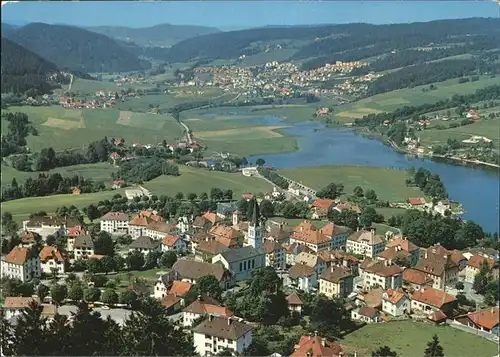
1;1;498;30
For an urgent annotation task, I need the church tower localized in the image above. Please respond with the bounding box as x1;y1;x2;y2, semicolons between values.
247;200;263;249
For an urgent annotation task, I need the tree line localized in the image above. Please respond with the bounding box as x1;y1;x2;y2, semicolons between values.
408;168;447;200
1;174;104;203
257;166;289;189
1;112;37;157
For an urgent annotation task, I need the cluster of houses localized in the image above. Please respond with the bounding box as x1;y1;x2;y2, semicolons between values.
2;196;499;356
59;92;117;109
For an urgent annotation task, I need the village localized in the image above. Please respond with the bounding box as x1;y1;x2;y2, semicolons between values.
2;183;499;356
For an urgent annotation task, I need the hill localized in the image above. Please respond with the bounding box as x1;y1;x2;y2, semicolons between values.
160;18;500;65
86;23;221;47
4;23;151;73
1;37;60;95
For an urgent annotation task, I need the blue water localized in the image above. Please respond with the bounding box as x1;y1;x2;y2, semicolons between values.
246;118;500;234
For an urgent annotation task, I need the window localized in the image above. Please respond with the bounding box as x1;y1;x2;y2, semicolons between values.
252;259;255;268
239;262;242;272
243;261;247;270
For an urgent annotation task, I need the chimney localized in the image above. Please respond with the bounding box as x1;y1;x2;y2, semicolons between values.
354;352;358;357
331;266;334;273
197;295;201;300
314;330;318;336
227;317;231;325
321;338;326;347
208;314;213;321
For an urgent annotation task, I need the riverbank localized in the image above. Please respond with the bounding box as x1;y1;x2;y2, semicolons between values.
356;128;500;170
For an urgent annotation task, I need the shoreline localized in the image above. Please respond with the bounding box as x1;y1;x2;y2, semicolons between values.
356;129;500;171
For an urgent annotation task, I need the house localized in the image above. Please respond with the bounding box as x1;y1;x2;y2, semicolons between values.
413;244;460;290
290;335;343;357
351;306;381;323
454;307;499;336
402;268;434;291
195;239;230;262
380;236;420;266
317;250;360;274
73;236;94;260
3;297;41;320
210;225;244;248
112;180;126;189
262;240;286;270
382;289;410;317
162;235;186;252
333;202;361;214
145;221;177;240
100;212;129;234
410;286;457;316
154;272;181;299
23;215;79;239
290;221;332;252
356;288;384;309
39;246;66;275
125;189;147;201
183;296;233;327
319;223;350;250
346;230;386;258
1;246;41;282
286;293;303;315
212;246;266;282
66;225;89;251
216;203;237;219
319;265;354;298
168;280;193;300
464;255;497;284
294;252;327;276
428;309;448;325
285;263;317;292
128;236;161;256
172;259;233;289
466;109;481;120
310;199;335;219
192;315;253;356
283;242;315;266
128;214;152;239
160;294;182;314
360;259;403;290
19;231;40;247
408;197;426;206
265;223;292;245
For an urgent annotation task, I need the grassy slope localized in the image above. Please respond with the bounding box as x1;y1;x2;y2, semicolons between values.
4;106;184;152
340;321;498;357
278;165;423;202
418;117;500;147
2;166;272;221
1;163;118;188
331;75;499;121
142;166;272;197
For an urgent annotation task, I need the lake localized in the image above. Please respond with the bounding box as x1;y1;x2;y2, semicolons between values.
246;117;500;234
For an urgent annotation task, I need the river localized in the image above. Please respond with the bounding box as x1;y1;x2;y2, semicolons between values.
243;115;499;234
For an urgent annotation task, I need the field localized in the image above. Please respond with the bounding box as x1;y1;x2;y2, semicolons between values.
418;118;500;147
340;321;498;357
332;75;500;122
70;78;155;94
1;189;126;223
3;106;184;151
142;165;272;197
1;163;117;188
279;165;423;202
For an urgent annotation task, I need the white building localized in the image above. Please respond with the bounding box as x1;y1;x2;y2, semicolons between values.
346;230;386;258
285;263;317;292
289;221;332;252
319;223;350;250
182;296;233;327
382;289;410;317
351;307;381;323
1;246;41;282
3;297;42;320
360;259;403;290
99;212;129;234
39;246;67;275
262;240;286;271
145;221;178;240
73;236;95;260
212;246;266;282
22;216;79;239
192;315;253;356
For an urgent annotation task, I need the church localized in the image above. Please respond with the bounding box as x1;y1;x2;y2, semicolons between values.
212;200;266;281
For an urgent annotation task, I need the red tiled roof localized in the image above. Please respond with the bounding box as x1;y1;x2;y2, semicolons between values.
292;230;331;245
383;289;407;304
458;307;499;330
311;199;335;210
428;309;448;322
286;292;303;306
202;211;220;224
163;235;180;247
290;335;342;357
67;225;89;237
408;197;426;205
168;281;192;296
39;246;65;263
4;246;31;265
293;220;318;233
403;268;433;285
358;306;379;318
411;287;456;308
467;255;495;269
161;294;181;309
385;237;419;253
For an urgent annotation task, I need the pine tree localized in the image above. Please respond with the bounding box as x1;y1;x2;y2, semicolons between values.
373;345;398;357
10;300;51;355
423;334;444;357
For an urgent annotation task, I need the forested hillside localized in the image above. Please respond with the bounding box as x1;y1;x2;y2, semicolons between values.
86;23;221;47
1;37;60;95
4;23;151;73
160;18;500;64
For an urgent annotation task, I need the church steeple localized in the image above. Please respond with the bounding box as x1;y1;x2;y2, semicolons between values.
250;199;260;227
247;199;262;249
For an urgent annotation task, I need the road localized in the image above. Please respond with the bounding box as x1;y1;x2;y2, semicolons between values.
445;281;484;305
68;73;74;91
179;120;193;145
